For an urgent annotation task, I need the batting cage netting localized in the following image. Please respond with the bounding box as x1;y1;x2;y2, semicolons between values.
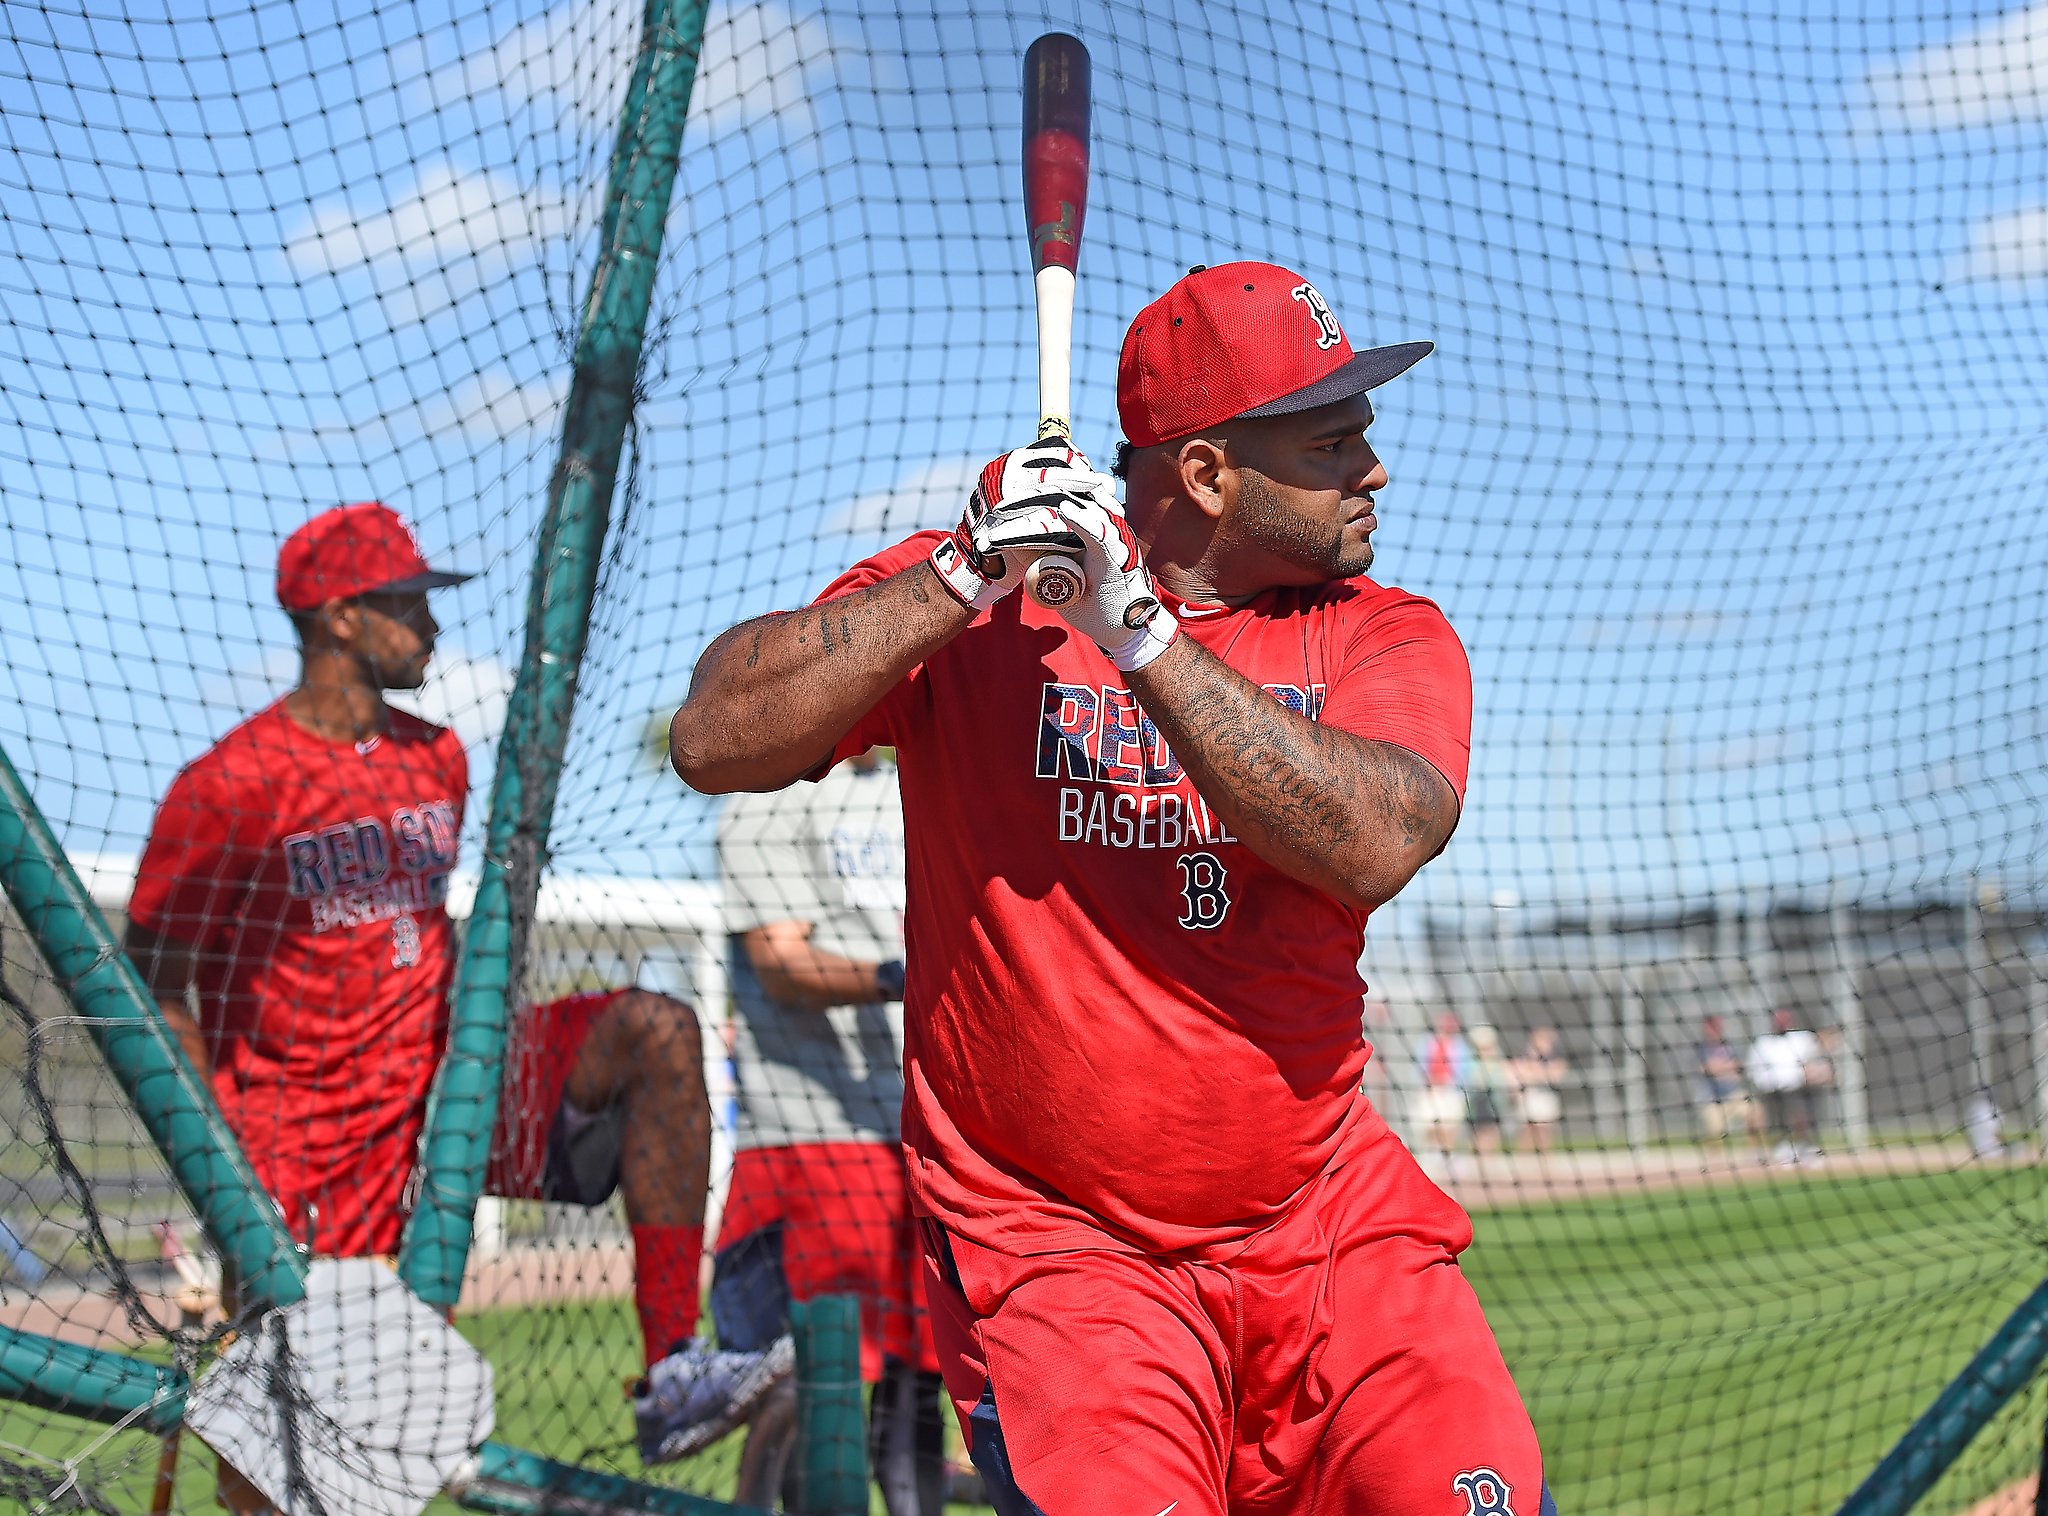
4;0;2047;1513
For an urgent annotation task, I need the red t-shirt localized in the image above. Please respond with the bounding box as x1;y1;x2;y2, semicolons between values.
817;533;1473;1257
128;701;466;1255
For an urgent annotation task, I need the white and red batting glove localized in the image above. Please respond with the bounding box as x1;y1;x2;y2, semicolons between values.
972;465;1180;672
928;443;1097;611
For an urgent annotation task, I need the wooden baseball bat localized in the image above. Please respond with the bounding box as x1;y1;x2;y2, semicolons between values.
1020;33;1090;610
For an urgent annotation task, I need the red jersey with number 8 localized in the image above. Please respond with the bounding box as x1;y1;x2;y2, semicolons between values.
129;702;466;1256
816;532;1472;1258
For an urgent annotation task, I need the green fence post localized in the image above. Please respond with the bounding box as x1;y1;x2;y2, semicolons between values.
790;1294;868;1516
1835;1278;2048;1516
0;1323;190;1435
0;742;306;1309
397;0;712;1310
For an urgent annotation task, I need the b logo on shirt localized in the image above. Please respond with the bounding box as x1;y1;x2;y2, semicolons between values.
1175;853;1231;930
1453;1469;1515;1516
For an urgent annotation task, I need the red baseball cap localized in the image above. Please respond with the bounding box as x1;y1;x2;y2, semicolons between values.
275;502;473;611
1116;261;1432;447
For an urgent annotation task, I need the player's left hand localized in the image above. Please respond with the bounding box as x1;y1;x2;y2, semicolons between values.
991;470;1180;672
929;442;1096;610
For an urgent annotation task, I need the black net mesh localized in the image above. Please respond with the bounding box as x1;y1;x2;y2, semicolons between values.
5;1;2048;1513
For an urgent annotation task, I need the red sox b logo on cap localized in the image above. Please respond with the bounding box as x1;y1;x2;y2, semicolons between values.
1291;281;1344;350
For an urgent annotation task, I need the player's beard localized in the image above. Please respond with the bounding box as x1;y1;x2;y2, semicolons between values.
371;648;433;691
1231;469;1372;582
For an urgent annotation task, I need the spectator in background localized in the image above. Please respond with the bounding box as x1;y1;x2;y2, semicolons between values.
1512;1025;1568;1153
1696;1014;1758;1153
1414;1010;1472;1163
1747;1009;1825;1165
1465;1025;1514;1154
711;748;946;1515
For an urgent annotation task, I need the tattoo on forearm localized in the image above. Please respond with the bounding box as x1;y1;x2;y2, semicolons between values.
1151;652;1453;878
1172;687;1359;852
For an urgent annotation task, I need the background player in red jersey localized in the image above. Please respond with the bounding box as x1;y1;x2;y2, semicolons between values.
670;262;1553;1514
121;503;740;1510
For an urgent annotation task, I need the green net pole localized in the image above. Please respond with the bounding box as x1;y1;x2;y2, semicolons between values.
1835;1279;2048;1516
0;742;306;1310
456;1441;769;1516
397;0;711;1309
0;1323;189;1435
790;1294;868;1516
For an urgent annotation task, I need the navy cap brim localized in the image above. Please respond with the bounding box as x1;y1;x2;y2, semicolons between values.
372;569;474;594
1239;340;1434;420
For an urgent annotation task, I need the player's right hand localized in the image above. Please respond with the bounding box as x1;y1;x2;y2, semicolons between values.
927;443;1094;611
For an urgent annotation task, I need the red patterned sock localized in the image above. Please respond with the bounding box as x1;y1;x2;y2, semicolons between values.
631;1223;704;1369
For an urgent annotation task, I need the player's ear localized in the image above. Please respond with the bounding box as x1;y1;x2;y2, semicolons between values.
1175;436;1228;519
311;597;363;650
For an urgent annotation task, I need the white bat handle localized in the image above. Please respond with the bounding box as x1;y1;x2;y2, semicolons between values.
1034;264;1076;441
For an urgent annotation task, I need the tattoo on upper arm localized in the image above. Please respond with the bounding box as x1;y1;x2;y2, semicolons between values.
745;627;763;669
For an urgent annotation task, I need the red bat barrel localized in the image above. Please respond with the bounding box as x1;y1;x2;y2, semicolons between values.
1023;33;1090;274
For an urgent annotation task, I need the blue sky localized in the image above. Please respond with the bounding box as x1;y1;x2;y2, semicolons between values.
3;0;2045;923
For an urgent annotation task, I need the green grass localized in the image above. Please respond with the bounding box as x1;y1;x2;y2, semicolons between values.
2;1168;2043;1514
1464;1168;2048;1516
443;1294;748;1508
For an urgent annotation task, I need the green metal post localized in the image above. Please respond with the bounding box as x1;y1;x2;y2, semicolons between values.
0;742;305;1309
0;1324;190;1435
790;1295;868;1516
398;0;712;1309
457;1441;769;1516
1835;1279;2048;1516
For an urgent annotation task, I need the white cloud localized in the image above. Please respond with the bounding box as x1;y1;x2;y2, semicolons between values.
285;163;570;276
282;162;575;328
825;456;980;537
1859;2;2048;131
1942;203;2048;286
442;0;847;143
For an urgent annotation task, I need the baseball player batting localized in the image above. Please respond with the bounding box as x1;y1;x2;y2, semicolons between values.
672;263;1552;1515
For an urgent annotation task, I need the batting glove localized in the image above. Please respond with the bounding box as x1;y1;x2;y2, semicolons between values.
977;469;1180;672
928;443;1095;611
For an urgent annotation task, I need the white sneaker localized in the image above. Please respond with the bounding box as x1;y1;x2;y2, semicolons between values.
633;1334;796;1465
